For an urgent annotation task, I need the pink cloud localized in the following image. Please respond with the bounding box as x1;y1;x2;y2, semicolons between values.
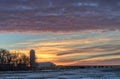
0;0;119;33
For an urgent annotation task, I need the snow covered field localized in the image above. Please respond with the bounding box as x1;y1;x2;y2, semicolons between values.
0;69;120;79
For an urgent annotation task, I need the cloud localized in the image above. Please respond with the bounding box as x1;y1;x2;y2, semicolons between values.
89;52;120;59
0;0;119;33
55;43;120;62
73;58;120;65
56;51;120;63
57;44;120;56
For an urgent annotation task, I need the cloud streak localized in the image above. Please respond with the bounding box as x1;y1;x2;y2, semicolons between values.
73;58;120;65
57;44;120;56
0;31;119;65
0;0;120;33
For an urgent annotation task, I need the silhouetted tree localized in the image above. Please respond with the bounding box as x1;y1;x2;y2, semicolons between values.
0;49;30;70
0;49;11;64
10;52;30;66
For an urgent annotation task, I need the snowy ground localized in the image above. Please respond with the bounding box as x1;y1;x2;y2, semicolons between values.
0;69;120;79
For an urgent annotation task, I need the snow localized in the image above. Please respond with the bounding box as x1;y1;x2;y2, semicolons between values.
0;69;120;79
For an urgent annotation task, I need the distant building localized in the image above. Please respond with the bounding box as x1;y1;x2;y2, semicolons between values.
37;62;56;69
30;49;36;68
29;50;56;70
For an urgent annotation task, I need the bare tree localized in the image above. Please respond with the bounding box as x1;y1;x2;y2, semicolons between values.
0;49;29;66
0;49;11;64
11;52;30;66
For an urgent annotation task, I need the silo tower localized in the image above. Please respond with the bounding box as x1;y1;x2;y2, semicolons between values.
30;49;36;68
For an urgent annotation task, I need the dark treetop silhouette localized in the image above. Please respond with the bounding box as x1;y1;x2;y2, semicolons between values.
0;49;30;71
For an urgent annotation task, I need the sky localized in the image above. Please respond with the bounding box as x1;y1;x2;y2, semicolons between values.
0;0;120;65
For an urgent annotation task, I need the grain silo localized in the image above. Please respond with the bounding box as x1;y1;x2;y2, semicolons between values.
30;49;36;68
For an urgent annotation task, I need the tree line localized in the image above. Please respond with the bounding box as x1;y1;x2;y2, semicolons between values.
0;49;30;71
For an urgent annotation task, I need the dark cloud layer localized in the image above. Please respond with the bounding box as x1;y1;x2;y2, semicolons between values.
57;44;120;56
73;58;120;65
56;52;120;63
0;0;120;32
